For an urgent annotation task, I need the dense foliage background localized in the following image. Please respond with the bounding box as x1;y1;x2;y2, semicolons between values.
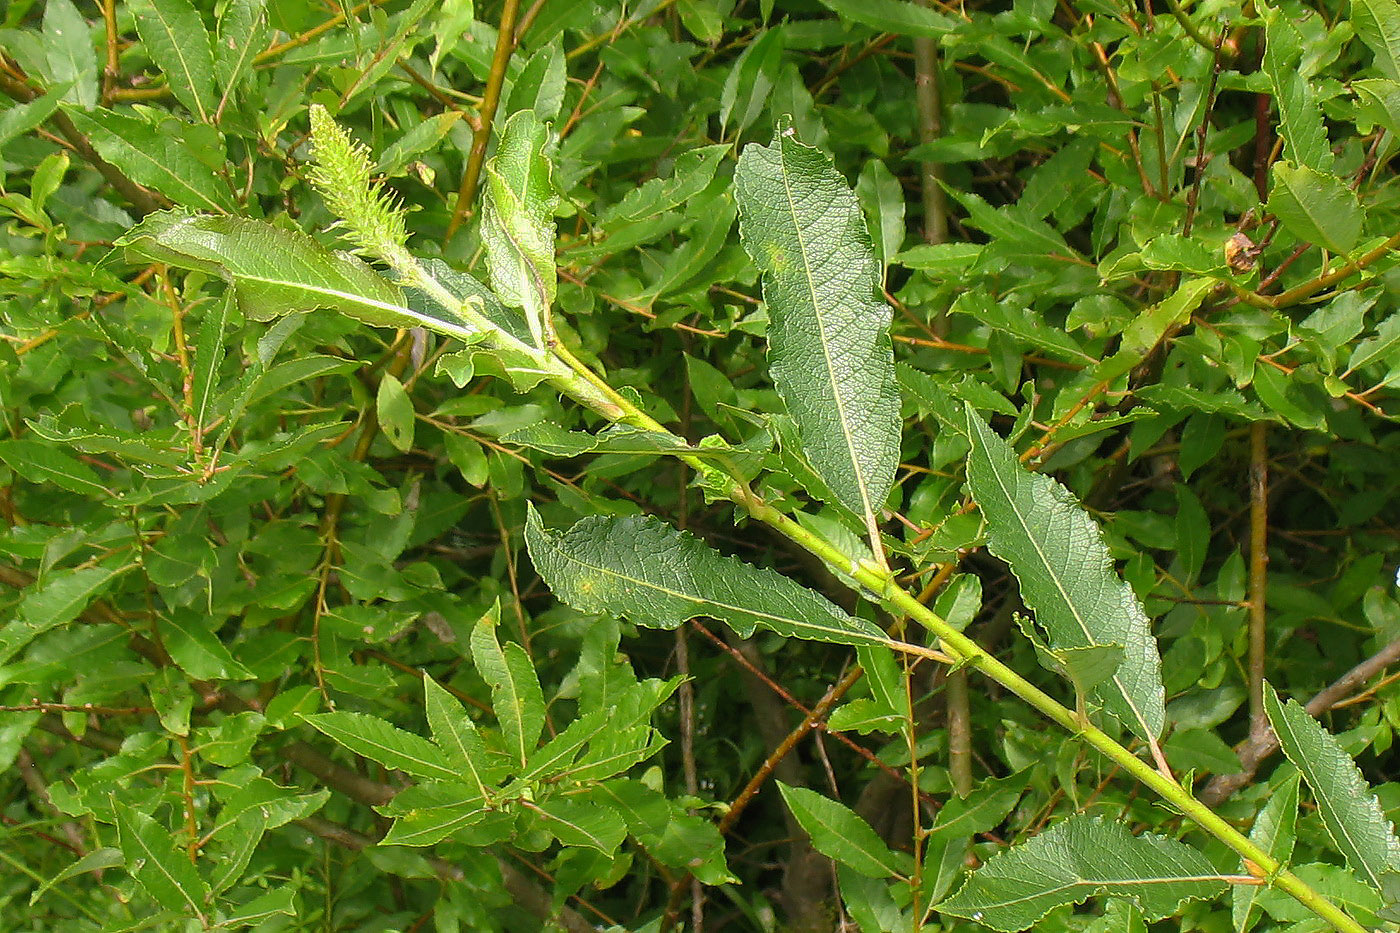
4;0;1400;930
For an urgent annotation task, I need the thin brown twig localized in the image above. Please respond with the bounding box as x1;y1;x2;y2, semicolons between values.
1200;636;1400;806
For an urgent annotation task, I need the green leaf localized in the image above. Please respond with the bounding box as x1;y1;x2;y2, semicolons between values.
301;711;459;782
131;0;215;123
375;373;415;452
778;782;911;878
1267;161;1364;254
29;848;124;907
533;796;627;853
380;798;491;847
964;408;1165;742
0;439;109;496
598;145;729;226
856;158;905;271
190;292;233;430
42;0;97;109
815;0;954;37
735;123;900;531
1262;9;1330;171
115;211;480;342
64;109;231;212
1354;0;1400;80
1234;772;1300;932
157;612;254;680
2;564;126;665
1263;682;1400;891
502;422;697;458
937;814;1226;930
213;0;268;110
525;506;890;648
422;675;505;796
0;84;70;149
112;800;209;916
470;605;545;768
480;110;558;348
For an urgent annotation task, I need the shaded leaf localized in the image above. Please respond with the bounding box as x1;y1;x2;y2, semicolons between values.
525;506;890;648
1234;772;1300;932
0;439;110;496
816;0;954;37
470;605;545;768
778;782;911;878
42;0;97;109
1354;0;1400;80
3;564;127;664
375;373;415;453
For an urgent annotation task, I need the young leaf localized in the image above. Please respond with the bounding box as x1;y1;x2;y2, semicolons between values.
480;110;559;348
778;783;911;878
375;373;415;453
131;0;216;123
190;291;232;430
115;211;479;343
112;800;210;916
301;711;460;782
735;123;900;534
937;814;1226;930
422;675;504;797
524;506;890;648
1263;682;1400;891
470;605;545;768
1234;773;1300;932
963;407;1166;743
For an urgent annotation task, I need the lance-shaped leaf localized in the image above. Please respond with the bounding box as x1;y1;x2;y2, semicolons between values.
1264;682;1400;891
481;110;559;348
963;407;1165;742
937;814;1226;931
112;800;210;917
115;210;483;343
1234;772;1300;931
471;605;545;769
735;123;900;531
779;783;913;878
524;505;889;648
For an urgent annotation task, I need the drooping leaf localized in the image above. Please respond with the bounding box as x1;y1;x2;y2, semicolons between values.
937;814;1226;930
1267;161;1364;255
524;506;890;648
735;123;900;531
1263;682;1400;891
64;109;230;212
131;0;216;123
1234;772;1300;932
301;711;459;782
112;800;210;916
470;605;545;768
115;211;480;343
480;110;558;348
778;782;911;878
963;407;1165;742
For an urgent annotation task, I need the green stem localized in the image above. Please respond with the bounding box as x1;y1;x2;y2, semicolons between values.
409;264;1366;933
